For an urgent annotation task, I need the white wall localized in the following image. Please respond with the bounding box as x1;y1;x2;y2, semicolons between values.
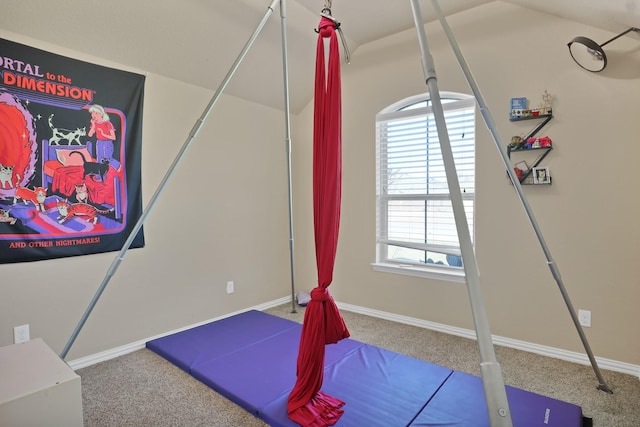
291;2;640;368
0;30;293;360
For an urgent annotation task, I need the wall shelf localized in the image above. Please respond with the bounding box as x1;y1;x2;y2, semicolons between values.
508;112;553;185
508;146;553;184
509;112;553;142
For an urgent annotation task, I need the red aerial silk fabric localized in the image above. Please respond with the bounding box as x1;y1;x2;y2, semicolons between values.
287;16;350;427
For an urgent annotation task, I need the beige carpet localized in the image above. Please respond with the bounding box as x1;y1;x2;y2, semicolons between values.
78;304;640;426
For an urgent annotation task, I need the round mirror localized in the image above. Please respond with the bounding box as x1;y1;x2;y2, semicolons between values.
567;36;607;72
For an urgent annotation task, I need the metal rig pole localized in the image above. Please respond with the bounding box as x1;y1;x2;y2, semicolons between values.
60;0;285;360
279;0;297;313
410;1;513;425
429;0;611;393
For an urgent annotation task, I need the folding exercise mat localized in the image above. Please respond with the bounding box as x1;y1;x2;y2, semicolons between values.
146;310;586;426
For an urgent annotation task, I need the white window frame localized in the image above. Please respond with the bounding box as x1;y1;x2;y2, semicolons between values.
373;92;475;283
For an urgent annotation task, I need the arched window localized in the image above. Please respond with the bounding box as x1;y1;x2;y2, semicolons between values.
374;92;475;281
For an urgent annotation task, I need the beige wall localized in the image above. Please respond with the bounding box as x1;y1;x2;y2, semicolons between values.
0;31;293;360
292;2;640;368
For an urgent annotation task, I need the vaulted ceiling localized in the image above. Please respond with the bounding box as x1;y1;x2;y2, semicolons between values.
1;1;639;112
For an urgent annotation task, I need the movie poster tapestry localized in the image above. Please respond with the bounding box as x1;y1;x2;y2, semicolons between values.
0;38;145;264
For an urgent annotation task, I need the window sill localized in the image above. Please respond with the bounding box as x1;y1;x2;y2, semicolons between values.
371;262;467;284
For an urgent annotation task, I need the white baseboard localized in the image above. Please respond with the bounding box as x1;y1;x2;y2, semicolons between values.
337;301;640;380
68;296;639;382
66;296;291;370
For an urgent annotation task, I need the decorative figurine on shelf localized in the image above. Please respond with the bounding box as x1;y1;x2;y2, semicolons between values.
542;90;552;115
509;135;524;150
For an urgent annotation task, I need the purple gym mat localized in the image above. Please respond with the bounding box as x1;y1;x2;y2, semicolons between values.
147;310;585;427
146;310;298;373
409;371;584;426
191;326;363;415
259;344;454;427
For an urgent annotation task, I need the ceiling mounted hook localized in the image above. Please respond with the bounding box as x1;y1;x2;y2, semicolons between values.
321;0;332;16
314;0;351;64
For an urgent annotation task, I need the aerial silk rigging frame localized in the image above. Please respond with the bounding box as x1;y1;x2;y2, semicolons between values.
59;0;611;425
409;0;612;424
59;0;297;360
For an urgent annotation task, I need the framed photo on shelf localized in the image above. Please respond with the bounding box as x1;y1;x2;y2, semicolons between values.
533;166;550;184
515;161;529;173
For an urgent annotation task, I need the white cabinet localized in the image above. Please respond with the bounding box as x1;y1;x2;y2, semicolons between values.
0;338;83;427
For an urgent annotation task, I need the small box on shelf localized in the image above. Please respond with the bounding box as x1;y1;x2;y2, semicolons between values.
510;97;527;119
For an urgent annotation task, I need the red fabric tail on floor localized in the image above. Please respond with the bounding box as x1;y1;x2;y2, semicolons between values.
287;16;350;427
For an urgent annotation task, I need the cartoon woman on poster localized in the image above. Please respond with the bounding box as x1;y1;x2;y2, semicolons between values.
88;104;119;169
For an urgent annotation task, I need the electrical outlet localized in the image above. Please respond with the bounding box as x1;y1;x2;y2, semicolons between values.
13;324;30;344
578;309;591;328
226;281;234;294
